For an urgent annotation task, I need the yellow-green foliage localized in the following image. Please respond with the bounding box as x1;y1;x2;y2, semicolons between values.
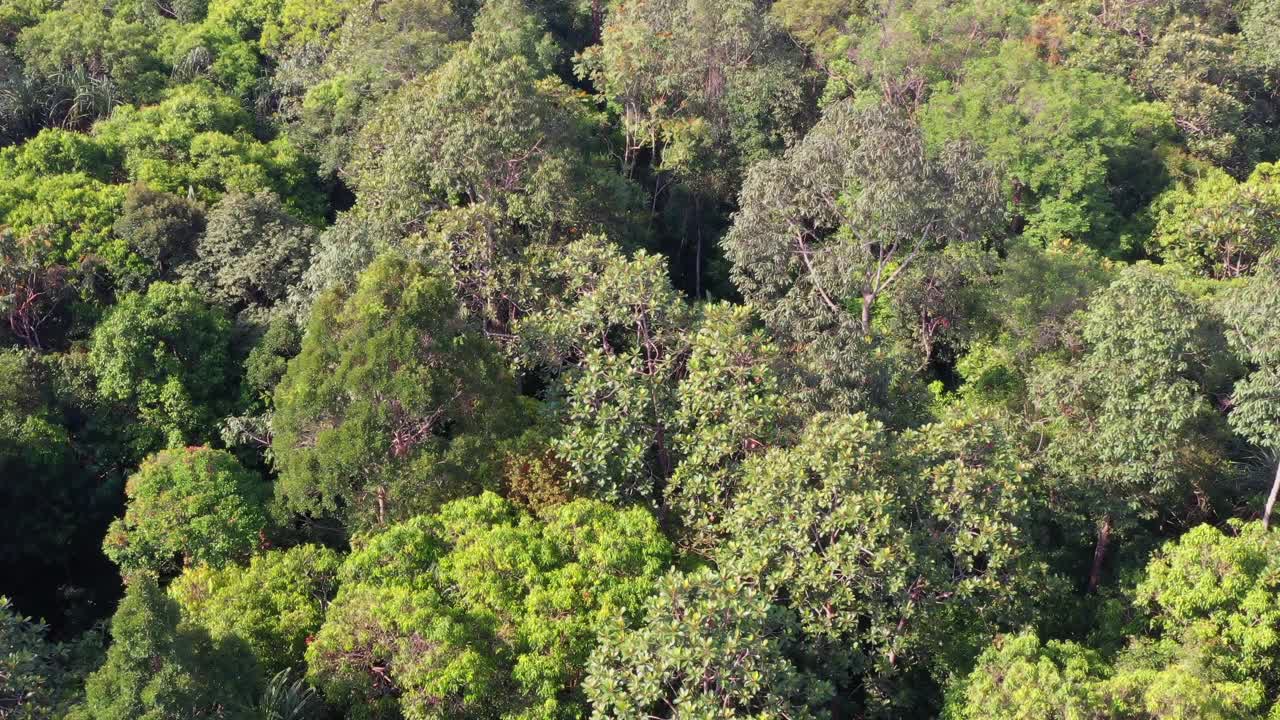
103;447;269;574
307;492;673;720
170;544;341;677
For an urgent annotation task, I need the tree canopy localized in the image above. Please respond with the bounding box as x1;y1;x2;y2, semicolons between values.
272;252;527;530
6;1;1280;718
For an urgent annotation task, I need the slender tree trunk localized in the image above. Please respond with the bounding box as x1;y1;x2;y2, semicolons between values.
694;197;703;298
1088;514;1111;593
861;293;874;336
376;485;387;526
590;0;603;43
1010;181;1026;236
1264;459;1280;530
654;421;672;480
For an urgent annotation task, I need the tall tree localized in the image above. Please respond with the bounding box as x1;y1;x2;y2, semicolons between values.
729;100;998;340
272;253;526;531
0;597;102;720
70;575;259;720
726;100;997;417
169;544;341;678
1031;265;1232;590
102;447;270;576
307;492;672;720
716;408;1054;712
290;0;648;319
949;520;1280;719
111;184;205;290
1152;164;1280;279
0;351;88;580
921;40;1173;255
88;281;235;451
943;631;1113;720
512;237;693;504
579;0;812;199
182;190;317;314
1220;253;1280;528
667;303;792;551
347;0;645;244
585;567;830;720
1041;0;1280;173
14;0;167;125
268;0;470;176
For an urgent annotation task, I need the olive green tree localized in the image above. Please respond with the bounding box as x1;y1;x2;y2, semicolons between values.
585;567;830;720
716;408;1054;711
183;190;317;313
513;237;693;503
921;41;1173;254
1030;265;1232;590
1220;253;1280;527
666;303;792;551
111;184;205;289
943;631;1112;720
726;100;997;417
947;521;1280;720
578;0;812;199
347;0;644;243
0;597;102;720
272;253;526;530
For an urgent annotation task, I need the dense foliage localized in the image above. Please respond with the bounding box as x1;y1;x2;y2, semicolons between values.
3;0;1280;718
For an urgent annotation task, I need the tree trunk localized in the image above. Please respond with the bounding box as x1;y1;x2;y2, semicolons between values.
1088;514;1111;593
861;293;874;336
654;421;672;480
376;485;387;526
1264;458;1280;531
1010;180;1026;236
694;196;703;299
590;0;603;43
